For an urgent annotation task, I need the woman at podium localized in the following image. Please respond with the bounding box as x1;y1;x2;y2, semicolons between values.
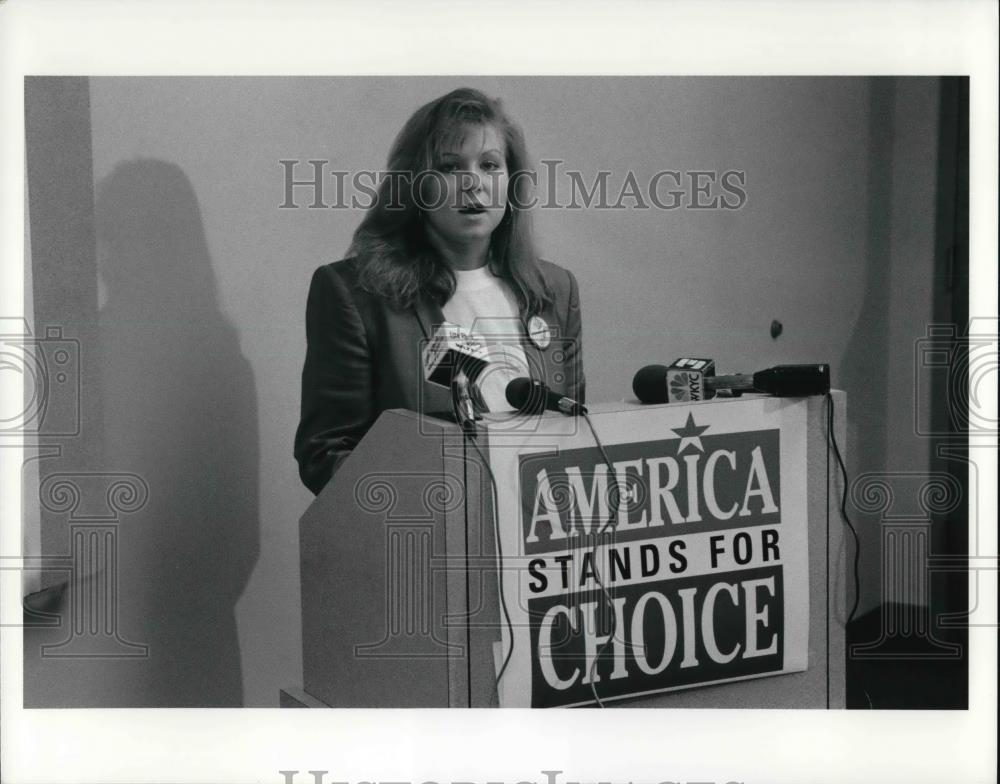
294;87;585;495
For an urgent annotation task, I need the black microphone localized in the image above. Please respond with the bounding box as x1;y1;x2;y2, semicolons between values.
505;377;588;416
633;360;830;403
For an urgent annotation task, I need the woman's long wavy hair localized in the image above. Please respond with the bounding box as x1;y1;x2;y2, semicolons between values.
349;87;553;316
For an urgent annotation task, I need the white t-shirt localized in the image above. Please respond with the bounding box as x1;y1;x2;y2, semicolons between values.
442;266;529;413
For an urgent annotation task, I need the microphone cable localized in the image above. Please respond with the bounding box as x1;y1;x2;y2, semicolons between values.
463;426;516;706
826;392;861;626
580;410;627;708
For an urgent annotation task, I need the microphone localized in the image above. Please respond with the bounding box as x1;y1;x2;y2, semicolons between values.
451;371;477;434
423;323;491;387
505;377;588;416
633;358;830;403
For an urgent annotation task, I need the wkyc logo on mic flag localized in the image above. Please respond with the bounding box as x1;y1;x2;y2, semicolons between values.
496;405;809;708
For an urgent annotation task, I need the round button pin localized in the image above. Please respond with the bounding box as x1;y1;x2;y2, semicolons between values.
527;315;551;349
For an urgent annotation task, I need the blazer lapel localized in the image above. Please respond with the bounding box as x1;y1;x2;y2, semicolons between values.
413;295;446;339
521;314;545;385
408;296;452;416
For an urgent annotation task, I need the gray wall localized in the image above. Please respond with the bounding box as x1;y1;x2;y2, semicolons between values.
28;77;943;706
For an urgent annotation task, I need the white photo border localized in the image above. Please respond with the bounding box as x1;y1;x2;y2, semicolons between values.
1;2;996;783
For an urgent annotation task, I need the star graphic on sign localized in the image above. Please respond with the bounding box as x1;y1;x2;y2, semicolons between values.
672;413;711;454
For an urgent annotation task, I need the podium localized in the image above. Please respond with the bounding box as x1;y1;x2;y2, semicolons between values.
296;393;847;708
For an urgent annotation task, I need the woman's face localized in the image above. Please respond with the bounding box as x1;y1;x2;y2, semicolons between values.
421;123;508;255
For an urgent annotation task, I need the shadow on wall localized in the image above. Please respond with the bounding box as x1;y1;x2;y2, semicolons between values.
93;159;260;706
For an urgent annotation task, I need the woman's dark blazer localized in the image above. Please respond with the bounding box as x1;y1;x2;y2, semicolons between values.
294;257;585;495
